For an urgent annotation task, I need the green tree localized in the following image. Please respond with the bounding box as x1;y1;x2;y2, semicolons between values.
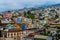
27;14;35;19
26;10;35;24
27;10;35;19
27;10;31;14
24;11;27;17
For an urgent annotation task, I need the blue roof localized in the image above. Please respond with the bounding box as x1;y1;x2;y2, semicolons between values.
5;24;15;29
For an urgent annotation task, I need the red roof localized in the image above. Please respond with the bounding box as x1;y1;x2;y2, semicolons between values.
8;29;35;32
8;29;23;32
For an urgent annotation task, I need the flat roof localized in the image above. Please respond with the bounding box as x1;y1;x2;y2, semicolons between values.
34;35;48;39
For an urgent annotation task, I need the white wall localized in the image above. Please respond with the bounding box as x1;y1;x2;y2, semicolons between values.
5;38;14;40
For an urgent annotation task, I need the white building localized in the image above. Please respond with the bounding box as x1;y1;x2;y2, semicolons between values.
5;38;14;40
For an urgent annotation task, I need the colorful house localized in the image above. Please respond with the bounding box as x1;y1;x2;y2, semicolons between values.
20;23;26;30
5;24;15;29
2;11;12;18
15;16;22;23
13;24;21;30
1;19;9;23
6;11;13;18
26;23;32;29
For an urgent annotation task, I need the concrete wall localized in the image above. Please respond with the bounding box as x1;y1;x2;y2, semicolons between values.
5;38;14;40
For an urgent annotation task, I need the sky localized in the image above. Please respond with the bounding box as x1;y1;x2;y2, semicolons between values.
0;0;60;12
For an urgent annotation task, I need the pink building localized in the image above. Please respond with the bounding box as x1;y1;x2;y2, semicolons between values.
2;11;12;18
